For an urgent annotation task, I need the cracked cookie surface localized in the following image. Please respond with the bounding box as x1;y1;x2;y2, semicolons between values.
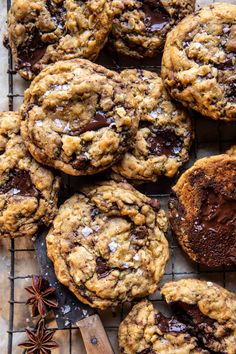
7;0;115;80
119;279;236;354
46;180;169;309
112;69;193;182
110;0;195;58
21;59;139;176
161;3;236;121
0;111;60;238
169;154;236;267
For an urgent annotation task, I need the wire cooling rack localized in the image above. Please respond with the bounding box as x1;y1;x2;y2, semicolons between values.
5;0;236;353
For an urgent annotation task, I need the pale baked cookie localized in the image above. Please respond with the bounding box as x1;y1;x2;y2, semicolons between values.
169;154;236;267
21;59;139;176
162;279;236;354
226;145;236;157
46;180;169;309
161;3;236;121
119;279;236;354
112;69;192;182
0;112;60;238
110;0;196;59
7;0;116;80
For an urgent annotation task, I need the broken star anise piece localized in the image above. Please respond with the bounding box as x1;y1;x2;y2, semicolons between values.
25;275;58;317
18;319;59;354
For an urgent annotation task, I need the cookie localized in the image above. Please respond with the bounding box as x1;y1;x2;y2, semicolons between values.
0;111;60;238
110;0;196;59
7;0;116;80
46;180;169;309
119;279;236;354
161;279;236;354
161;3;236;121
169;154;236;267
112;69;193;182
20;59;139;176
226;145;236;157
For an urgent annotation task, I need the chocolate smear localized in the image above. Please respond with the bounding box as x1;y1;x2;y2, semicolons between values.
142;0;170;32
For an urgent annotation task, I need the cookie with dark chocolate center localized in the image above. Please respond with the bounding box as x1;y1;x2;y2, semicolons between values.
169;154;236;267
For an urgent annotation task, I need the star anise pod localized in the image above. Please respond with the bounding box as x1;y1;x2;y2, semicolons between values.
18;319;59;354
25;275;58;317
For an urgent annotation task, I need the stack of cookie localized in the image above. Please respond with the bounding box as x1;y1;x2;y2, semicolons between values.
2;1;236;353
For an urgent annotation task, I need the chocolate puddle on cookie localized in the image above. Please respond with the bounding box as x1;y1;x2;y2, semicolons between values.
0;170;39;197
190;187;236;266
45;0;66;30
141;0;170;32
147;128;183;157
16;27;48;75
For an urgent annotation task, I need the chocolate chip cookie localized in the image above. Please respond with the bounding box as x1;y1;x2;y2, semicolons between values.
46;180;169;309
112;69;193;182
169;154;236;267
0;111;60;238
162;279;236;354
119;279;236;354
7;0;116;80
161;3;236;121
110;0;196;59
21;59;139;176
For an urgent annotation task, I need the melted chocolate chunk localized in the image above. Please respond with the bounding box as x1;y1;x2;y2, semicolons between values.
131;225;148;239
155;312;187;333
147;129;183;157
137;349;156;354
72;156;90;170
0;170;39;197
91;207;99;220
79;111;114;134
171;301;215;328
142;0;170;32
16;27;47;74
190;188;236;266
96;257;111;279
45;0;66;30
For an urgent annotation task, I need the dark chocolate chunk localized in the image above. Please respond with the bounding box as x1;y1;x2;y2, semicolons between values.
72;156;90;170
142;0;170;32
190;188;236;267
131;225;149;239
147;128;183;157
155;312;187;333
149;198;161;212
91;207;100;220
0;170;39;197
137;348;156;354
45;0;66;30
96;257;111;279
79;111;114;134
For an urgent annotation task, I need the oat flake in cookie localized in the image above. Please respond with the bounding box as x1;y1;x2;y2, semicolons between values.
46;180;169;309
119;279;236;354
110;0;195;59
112;69;193;182
169;154;236;268
7;0;116;80
0;112;60;239
161;3;236;121
21;59;138;176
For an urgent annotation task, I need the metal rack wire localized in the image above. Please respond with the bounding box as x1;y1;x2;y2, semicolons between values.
5;0;236;352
